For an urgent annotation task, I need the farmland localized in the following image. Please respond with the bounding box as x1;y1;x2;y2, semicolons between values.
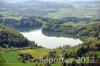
0;48;50;66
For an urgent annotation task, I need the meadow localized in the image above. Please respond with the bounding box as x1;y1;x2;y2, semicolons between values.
0;48;63;66
0;47;100;66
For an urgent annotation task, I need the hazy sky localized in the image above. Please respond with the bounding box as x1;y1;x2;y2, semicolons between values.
1;0;98;3
1;0;30;3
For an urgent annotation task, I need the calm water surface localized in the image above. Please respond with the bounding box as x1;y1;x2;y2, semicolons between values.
20;29;83;49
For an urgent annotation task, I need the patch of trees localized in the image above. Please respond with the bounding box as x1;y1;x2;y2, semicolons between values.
0;15;43;28
42;22;79;34
16;16;43;28
18;53;33;63
63;38;100;59
43;22;100;38
42;16;99;23
62;17;92;23
0;25;39;48
77;23;100;38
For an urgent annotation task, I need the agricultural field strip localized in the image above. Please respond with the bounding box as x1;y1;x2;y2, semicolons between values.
0;51;9;64
0;49;21;64
0;49;35;64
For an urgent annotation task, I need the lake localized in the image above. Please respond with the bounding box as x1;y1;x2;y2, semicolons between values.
20;29;83;49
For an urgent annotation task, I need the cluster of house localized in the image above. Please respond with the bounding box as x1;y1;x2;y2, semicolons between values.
18;53;34;63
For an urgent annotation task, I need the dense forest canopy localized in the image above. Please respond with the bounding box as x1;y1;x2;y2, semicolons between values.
0;25;39;48
42;22;100;38
0;15;43;28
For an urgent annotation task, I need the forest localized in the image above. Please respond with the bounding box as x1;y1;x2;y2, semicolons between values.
0;25;40;48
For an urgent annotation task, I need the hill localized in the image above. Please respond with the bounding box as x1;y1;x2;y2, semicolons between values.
0;15;43;28
0;25;38;48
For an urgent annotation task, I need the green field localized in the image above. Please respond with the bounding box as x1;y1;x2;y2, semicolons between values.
0;48;61;66
4;16;21;20
47;4;99;19
0;48;50;66
47;7;98;19
0;48;7;64
0;52;7;63
19;48;50;58
3;51;20;63
0;47;100;66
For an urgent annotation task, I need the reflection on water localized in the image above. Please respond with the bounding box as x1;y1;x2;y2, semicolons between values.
15;26;42;32
42;30;78;38
20;29;83;49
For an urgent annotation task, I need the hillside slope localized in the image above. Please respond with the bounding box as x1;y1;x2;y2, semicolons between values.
0;25;37;48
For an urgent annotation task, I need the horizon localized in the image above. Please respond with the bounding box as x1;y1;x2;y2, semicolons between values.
1;0;99;3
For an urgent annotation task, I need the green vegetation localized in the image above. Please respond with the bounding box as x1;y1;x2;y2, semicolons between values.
0;15;43;28
0;17;99;66
43;22;100;38
0;0;100;66
0;19;100;66
3;51;20;63
2;48;49;63
47;3;99;19
48;8;94;19
19;48;49;59
85;51;100;58
42;22;100;65
0;52;6;63
3;16;22;20
0;25;40;48
0;48;50;66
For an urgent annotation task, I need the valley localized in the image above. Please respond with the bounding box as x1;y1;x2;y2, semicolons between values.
0;0;100;66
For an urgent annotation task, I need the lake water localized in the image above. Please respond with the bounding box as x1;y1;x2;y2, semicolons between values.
20;29;83;49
